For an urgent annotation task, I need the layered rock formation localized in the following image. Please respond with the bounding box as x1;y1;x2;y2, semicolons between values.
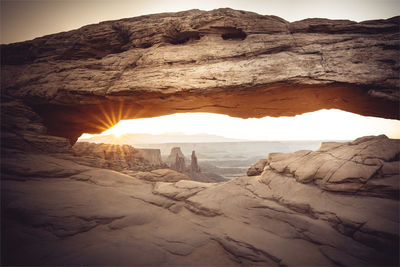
166;147;220;182
265;135;400;199
136;148;164;166
166;147;193;173
71;142;166;171
171;154;186;173
167;147;187;172
1;97;72;153
1;9;399;145
68;142;189;182
1;136;399;266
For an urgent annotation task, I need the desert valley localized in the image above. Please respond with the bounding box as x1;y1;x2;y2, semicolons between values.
79;133;326;180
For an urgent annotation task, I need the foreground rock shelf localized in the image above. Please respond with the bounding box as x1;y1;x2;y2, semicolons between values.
2;135;399;266
1;9;399;144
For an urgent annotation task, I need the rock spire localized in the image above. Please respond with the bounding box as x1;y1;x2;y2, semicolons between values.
190;150;200;173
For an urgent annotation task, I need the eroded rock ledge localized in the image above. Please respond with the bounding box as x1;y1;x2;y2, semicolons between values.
1;135;399;266
1;9;399;144
253;135;400;199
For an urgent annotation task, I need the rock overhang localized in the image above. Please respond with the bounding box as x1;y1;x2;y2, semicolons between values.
1;8;399;144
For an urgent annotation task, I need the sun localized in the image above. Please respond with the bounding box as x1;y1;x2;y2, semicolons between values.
103;125;124;137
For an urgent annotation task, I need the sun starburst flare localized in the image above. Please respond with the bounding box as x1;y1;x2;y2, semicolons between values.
79;109;400;141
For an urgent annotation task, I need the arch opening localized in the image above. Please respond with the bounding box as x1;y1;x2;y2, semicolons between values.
75;110;400;180
78;110;400;142
31;83;399;145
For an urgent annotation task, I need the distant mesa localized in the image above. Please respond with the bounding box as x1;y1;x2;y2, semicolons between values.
70;142;225;183
71;142;191;182
72;142;166;172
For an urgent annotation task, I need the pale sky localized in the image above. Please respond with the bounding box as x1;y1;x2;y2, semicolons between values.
1;0;399;44
80;109;400;141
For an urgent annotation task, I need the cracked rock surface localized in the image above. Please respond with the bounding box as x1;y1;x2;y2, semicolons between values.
1;9;399;143
2;135;399;266
265;135;400;198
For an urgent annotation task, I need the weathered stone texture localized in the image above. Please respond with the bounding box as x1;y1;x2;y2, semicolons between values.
1;136;399;266
264;135;400;199
1;9;399;144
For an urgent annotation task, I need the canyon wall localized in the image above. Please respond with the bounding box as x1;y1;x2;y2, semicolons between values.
133;148;164;166
71;142;166;171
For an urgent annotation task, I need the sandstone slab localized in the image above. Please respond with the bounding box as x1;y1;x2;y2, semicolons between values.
1;136;399;266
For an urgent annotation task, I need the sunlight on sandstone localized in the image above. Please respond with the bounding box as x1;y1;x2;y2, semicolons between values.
79;109;400;141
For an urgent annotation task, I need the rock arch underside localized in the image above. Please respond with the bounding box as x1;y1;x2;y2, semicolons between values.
1;9;400;267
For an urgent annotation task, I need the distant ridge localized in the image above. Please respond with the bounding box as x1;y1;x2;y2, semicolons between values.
78;132;245;144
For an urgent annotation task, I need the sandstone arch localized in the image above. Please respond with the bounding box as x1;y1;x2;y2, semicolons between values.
1;9;400;267
1;8;399;146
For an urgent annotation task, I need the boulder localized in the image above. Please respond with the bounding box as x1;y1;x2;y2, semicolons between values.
247;158;267;176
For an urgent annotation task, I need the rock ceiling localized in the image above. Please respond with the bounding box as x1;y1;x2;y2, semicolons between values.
1;8;399;143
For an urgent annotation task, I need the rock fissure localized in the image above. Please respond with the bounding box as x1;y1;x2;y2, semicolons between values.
246;175;396;253
184;200;222;217
128;195;175;209
225;236;282;263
